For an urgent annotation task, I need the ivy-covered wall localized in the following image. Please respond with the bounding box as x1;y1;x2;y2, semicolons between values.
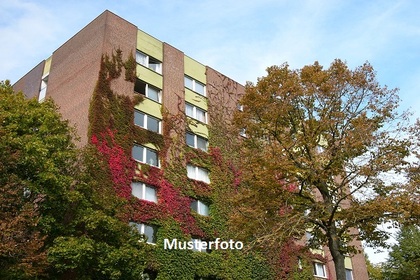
87;49;317;279
86;49;272;279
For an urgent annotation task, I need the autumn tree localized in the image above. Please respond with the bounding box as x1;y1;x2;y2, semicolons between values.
232;60;417;280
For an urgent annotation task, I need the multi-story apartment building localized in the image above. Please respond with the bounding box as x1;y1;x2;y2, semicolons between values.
13;10;368;280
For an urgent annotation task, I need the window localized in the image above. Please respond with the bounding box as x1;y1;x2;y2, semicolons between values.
131;182;157;203
134;79;161;103
141;270;157;280
185;75;206;96
38;74;48;102
130;222;157;244
239;128;247;137
136;50;162;74
186;132;208;151
313;262;327;278
191;200;209;216
305;231;313;243
186;103;207;123
132;144;159;167
191;238;208;252
134;110;161;133
316;145;325;153
187;164;210;183
345;269;353;280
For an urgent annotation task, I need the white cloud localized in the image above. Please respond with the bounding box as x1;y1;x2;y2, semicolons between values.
0;0;63;82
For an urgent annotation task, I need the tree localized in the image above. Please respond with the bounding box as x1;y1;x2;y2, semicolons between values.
0;80;147;279
0;80;75;278
232;60;417;280
383;225;420;280
366;256;384;280
45;142;149;280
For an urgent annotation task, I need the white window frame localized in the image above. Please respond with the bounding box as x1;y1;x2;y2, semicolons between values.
313;262;327;278
132;144;159;167
134;79;162;103
191;200;209;216
184;75;206;96
130;222;157;244
131;182;157;203
136;50;162;74
134;110;161;133
186;132;208;151
187;164;210;184
186;103;207;123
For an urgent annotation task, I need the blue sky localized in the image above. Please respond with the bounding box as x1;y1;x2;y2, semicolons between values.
1;0;419;263
1;0;420;120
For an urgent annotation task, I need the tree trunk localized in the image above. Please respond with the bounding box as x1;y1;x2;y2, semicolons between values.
328;229;346;280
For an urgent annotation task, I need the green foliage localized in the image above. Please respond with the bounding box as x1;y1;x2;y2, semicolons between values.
0;80;152;279
0;80;75;278
48;228;147;279
366;257;384;280
233;60;413;280
383;225;420;280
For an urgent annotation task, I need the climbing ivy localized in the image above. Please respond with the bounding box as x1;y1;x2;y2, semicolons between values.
87;49;311;279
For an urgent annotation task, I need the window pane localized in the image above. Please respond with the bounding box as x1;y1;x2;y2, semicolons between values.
143;225;156;244
147;86;160;102
196;108;206;123
191;200;198;212
134;111;145;127
187;165;196;179
142;270;157;280
196;136;208;151
134;79;146;95
345;269;353;280
129;222;142;232
191;238;202;251
146;148;158;166
197;167;210;183
148;57;161;73
132;145;144;162
136;51;147;66
150;63;161;74
186;103;194;118
145;185;157;203
314;263;326;277
39;87;47;101
198;201;209;216
195;81;205;95
186;132;195;147
184;76;193;89
147;116;160;133
131;182;143;199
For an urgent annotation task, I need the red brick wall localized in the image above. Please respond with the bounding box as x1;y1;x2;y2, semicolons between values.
47;10;136;146
13;61;45;99
162;43;185;118
162;43;185;162
206;66;244;125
